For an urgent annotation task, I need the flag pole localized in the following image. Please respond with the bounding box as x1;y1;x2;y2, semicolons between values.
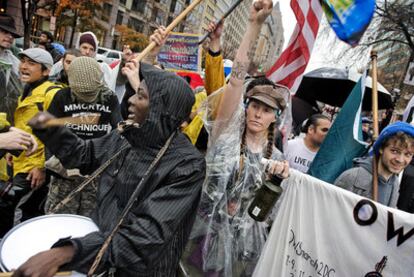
134;0;204;62
371;50;379;202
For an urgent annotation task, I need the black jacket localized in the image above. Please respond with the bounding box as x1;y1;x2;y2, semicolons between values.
35;63;206;276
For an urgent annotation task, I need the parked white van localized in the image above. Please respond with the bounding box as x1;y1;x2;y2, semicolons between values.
96;47;122;65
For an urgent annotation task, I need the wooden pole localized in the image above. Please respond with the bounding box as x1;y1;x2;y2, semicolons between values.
0;272;72;277
371;50;379;202
134;0;204;62
44;114;101;127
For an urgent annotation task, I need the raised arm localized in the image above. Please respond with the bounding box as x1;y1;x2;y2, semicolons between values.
205;21;225;95
28;112;119;175
142;26;168;66
211;0;273;139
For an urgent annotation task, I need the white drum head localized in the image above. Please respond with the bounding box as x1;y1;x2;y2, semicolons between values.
0;214;99;275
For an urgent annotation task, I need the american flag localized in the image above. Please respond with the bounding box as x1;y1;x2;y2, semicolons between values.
266;0;323;93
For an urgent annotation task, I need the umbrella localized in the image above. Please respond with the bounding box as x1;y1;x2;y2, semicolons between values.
291;96;320;131
175;71;204;90
295;67;393;110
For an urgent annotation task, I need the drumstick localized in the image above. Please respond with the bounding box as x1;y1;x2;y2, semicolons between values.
134;0;204;62
0;272;72;276
44;114;101;127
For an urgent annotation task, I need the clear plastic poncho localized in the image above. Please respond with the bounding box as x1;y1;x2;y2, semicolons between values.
182;87;285;277
0;60;22;125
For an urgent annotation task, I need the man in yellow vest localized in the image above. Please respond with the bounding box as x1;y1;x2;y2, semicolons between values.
183;21;226;150
0;48;61;237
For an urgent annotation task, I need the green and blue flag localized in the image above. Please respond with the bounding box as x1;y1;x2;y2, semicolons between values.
308;76;369;183
321;0;376;46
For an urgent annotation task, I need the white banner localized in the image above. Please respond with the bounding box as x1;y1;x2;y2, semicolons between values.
254;170;414;277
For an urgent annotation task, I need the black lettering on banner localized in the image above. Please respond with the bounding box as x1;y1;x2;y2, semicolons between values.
288;229;335;277
353;199;378;226
387;211;414;247
318;262;323;275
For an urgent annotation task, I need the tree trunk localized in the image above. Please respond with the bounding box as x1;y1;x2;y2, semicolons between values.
69;9;79;48
20;0;37;49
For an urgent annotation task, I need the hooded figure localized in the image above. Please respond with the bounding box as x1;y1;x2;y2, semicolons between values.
27;63;206;276
75;31;98;58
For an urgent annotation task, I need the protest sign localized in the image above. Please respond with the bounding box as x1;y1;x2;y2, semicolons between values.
158;32;201;72
254;170;414;276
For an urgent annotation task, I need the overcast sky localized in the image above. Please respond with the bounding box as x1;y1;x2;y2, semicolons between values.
275;0;294;47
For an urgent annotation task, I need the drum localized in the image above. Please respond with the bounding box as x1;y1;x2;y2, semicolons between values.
0;214;99;276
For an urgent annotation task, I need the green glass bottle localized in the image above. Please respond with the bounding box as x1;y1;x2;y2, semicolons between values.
248;175;283;222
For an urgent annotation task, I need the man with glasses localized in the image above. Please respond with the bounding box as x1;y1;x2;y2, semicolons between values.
285;114;332;173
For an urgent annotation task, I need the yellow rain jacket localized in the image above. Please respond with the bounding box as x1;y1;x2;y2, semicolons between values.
183;50;225;144
13;81;61;176
0;114;10;181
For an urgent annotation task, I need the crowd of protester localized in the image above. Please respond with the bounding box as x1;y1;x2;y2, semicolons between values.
0;0;413;276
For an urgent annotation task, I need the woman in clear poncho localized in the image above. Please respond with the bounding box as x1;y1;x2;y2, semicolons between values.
182;1;290;276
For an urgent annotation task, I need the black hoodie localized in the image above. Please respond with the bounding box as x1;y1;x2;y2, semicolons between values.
35;63;206;276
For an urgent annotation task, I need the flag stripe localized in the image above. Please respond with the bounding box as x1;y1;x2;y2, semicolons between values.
268;56;306;84
266;0;322;94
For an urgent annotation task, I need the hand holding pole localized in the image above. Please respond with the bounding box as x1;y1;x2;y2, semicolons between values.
198;0;244;44
134;0;205;62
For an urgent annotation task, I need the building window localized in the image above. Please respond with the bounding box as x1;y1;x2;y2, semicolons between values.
155;10;165;25
116;11;124;25
169;0;177;13
129;17;144;33
120;0;127;5
207;6;214;16
131;0;146;13
102;3;112;20
174;2;183;15
0;0;6;13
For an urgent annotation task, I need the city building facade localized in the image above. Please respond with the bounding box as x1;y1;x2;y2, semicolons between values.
222;0;284;73
4;0;284;74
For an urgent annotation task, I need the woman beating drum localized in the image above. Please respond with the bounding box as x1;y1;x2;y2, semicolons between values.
181;1;290;276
